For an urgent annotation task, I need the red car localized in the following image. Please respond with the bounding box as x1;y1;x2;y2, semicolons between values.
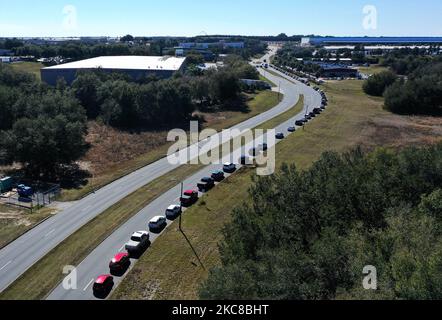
93;275;114;296
180;190;199;207
109;253;130;273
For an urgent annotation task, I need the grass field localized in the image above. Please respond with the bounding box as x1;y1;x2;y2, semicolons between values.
0;205;55;249
259;74;276;87
357;64;389;76
111;79;442;300
11;62;43;81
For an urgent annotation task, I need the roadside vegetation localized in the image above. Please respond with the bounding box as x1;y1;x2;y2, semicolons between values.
111;78;442;300
362;51;442;116
11;62;43;80
201;144;442;300
0;204;55;249
0;55;261;191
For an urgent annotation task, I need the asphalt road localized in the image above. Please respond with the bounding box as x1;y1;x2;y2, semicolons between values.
0;51;320;293
47;63;322;300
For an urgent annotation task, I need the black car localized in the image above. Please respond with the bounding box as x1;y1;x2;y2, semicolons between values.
305;115;312;120
295;120;304;126
211;170;225;182
288;126;296;132
313;108;322;114
276;133;285;139
309;112;316;118
197;177;215;192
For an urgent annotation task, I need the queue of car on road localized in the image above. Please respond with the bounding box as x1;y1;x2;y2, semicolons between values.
91;80;328;299
91;161;239;297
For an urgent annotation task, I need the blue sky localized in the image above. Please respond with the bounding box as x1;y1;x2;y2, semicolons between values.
1;0;441;37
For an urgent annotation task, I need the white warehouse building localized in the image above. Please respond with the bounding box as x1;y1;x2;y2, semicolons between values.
41;55;187;86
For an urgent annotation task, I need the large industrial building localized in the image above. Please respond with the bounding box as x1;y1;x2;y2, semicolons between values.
41;56;187;86
301;37;442;46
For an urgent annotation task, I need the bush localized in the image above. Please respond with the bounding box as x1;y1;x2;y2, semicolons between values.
363;71;397;96
200;144;442;300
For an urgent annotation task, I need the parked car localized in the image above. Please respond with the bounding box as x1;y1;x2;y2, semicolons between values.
211;170;225;182
309;112;316;118
181;190;199;207
305;114;312;120
149;216;167;231
165;205;182;219
295;120;304;126
93;275;114;296
197;177;215;192
313;108;322;114
276;132;285;139
17;184;33;197
288;126;296;132
125;231;150;253
109;253;130;273
223;162;236;173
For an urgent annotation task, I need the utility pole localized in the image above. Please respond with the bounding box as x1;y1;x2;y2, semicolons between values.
179;182;184;231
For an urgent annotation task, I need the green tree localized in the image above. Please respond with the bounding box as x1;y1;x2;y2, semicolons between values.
363;71;398;96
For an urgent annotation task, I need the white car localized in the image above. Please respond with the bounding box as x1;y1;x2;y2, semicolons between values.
149;216;167;231
125;231;150;253
223;162;236;173
165;205;182;219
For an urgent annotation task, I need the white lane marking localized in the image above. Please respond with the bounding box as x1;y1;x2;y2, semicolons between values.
0;260;12;271
83;278;95;291
45;229;56;238
119;245;125;251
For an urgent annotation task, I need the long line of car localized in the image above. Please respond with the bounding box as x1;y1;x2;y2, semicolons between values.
91;164;233;297
90;88;329;298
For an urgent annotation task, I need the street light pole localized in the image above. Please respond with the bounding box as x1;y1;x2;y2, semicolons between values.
179;182;184;231
278;81;282;102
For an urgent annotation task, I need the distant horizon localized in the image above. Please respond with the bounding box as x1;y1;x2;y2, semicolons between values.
1;0;441;38
2;34;442;39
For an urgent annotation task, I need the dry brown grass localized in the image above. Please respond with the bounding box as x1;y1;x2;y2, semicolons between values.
83;122;170;175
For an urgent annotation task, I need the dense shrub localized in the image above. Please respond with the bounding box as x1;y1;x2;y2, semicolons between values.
363;71;398;96
200;144;442;300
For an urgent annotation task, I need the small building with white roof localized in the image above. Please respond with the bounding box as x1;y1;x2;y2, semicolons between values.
41;55;187;86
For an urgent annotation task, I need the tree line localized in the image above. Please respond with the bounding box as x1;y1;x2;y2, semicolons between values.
200;144;442;300
0;56;259;177
363;55;442;115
